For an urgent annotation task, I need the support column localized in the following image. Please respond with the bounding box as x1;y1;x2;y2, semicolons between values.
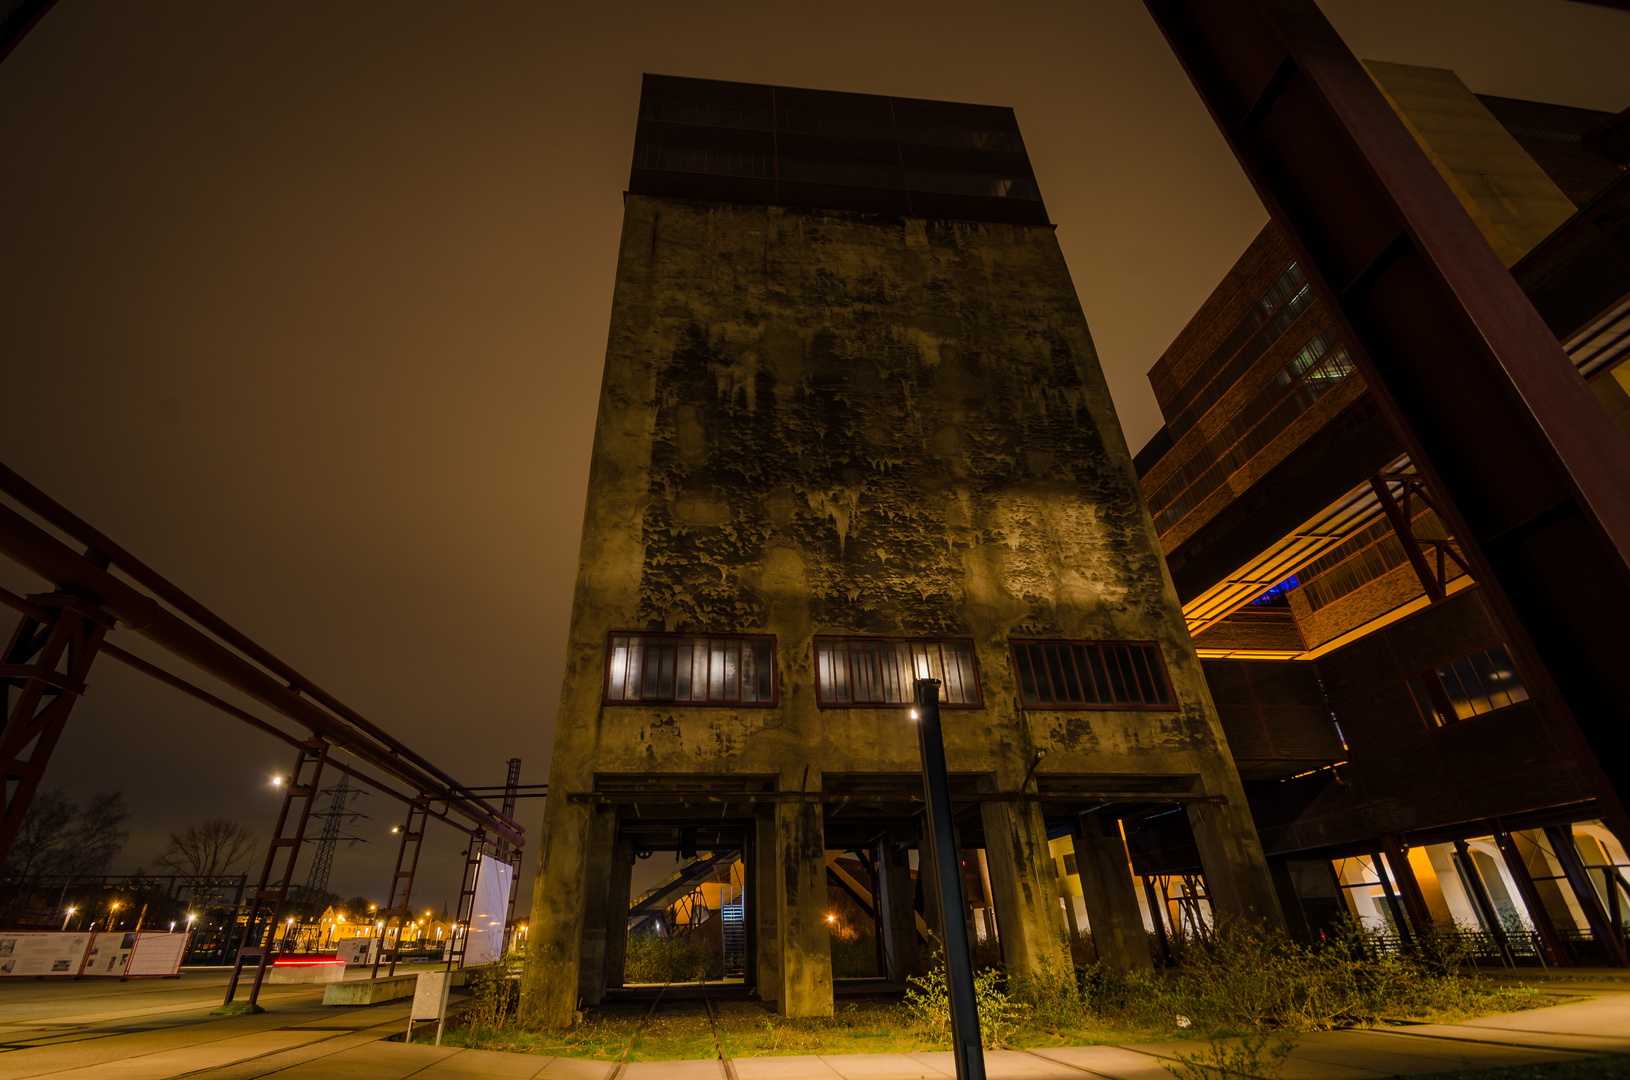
877;835;920;981
754;815;781;1005
1070;812;1152;973
1494;825;1569;966
1544;825;1629;967
520;792;593;1029
1380;837;1434;942
773;787;832;1017
980;798;1070;978
575;809;618;1005
603;832;635;989
1185;800;1284;926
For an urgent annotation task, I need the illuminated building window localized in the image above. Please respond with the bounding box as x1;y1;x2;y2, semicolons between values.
814;637;982;707
604;633;776;706
1010;641;1174;709
1408;644;1529;725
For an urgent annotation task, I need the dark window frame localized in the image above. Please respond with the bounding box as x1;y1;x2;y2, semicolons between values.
813;635;985;710
1008;639;1176;710
602;631;779;708
1407;642;1529;727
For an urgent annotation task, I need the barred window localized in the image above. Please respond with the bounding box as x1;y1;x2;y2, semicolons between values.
814;637;982;707
1011;641;1173;709
605;633;776;705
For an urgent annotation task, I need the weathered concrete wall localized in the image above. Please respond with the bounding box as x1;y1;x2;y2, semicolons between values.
521;195;1276;1028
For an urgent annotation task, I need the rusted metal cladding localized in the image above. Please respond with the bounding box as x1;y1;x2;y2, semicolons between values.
1145;0;1630;837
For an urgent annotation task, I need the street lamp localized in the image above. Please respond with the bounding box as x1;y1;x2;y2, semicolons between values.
62;907;75;931
272;775;283;786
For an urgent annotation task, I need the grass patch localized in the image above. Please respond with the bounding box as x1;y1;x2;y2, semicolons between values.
422;918;1554;1060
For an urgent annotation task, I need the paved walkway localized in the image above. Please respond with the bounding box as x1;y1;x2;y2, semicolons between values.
0;969;1624;1079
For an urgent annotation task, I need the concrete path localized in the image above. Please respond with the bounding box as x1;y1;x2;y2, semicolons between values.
0;970;1624;1079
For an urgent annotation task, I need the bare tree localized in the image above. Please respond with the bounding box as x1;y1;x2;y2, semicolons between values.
57;793;129;880
155;819;259;908
3;789;75;880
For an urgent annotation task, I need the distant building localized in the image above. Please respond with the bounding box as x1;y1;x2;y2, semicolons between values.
522;74;1280;1026
1125;61;1630;963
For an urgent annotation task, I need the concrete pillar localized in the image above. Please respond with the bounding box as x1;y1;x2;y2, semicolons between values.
1185;799;1284;927
576;808;619;1005
603;833;635;989
980;798;1071;978
520;794;592;1029
877;836;920;981
773;789;832;1016
1071;813;1152;973
754;814;780;1007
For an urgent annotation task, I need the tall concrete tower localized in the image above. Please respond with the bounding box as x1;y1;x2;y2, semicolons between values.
522;75;1279;1028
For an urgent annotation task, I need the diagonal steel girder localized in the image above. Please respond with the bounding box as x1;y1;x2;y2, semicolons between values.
1144;0;1630;842
0;500;522;847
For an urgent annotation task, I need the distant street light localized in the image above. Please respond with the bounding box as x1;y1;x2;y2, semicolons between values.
272;776;283;786
62;907;75;931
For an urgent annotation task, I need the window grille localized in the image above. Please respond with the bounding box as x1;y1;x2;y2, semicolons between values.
1408;644;1529;725
1011;641;1173;709
814;637;981;707
604;633;776;705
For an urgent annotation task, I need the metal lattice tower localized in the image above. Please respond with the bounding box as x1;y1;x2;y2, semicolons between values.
301;774;369;900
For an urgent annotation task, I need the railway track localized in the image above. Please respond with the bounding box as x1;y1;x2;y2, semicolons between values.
606;978;738;1080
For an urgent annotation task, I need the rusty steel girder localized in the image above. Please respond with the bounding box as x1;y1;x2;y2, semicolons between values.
1145;0;1630;843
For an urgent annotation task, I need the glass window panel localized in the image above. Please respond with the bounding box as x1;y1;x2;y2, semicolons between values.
656;642;676;699
1054;644;1085;702
1015;646;1040;704
1467;650;1508;710
1129;646;1159;703
625;638;645;701
708;640;726;700
1104;646;1133;703
674;641;693;700
890;643;914;701
740;642;757;703
1085;648;1112;705
1487;644;1529;705
757;642;774;701
724;640;741;701
1451;657;1488;717
816;641;837;703
608;636;629;701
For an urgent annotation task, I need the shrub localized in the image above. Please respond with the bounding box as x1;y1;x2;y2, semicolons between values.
904;948;1029;1049
621;932;723;984
1164;1033;1297;1080
463;950;523;1033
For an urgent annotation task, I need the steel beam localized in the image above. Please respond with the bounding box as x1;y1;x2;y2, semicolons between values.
1145;0;1630;843
913;678;984;1080
224;739;328;1009
0;500;521;847
1;593;112;858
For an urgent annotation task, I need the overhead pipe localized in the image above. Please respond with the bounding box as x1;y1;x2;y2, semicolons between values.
0;462;512;826
0;502;520;846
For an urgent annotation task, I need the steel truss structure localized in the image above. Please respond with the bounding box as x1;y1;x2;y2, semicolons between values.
0;465;524;1009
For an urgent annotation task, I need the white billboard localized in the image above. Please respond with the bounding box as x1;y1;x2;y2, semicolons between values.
0;932;92;977
462;854;512;966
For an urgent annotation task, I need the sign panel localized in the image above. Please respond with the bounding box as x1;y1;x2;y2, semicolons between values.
0;932;93;977
81;932;137;977
125;932;189;977
411;969;452;1020
336;937;378;965
463;854;512;966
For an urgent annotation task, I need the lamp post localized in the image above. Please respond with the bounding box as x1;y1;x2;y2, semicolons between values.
913;677;984;1080
61;907;75;931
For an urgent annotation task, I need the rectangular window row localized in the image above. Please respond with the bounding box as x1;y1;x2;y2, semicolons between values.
605;634;776;705
603;634;1175;710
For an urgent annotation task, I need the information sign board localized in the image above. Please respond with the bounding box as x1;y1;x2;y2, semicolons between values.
0;932;92;977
